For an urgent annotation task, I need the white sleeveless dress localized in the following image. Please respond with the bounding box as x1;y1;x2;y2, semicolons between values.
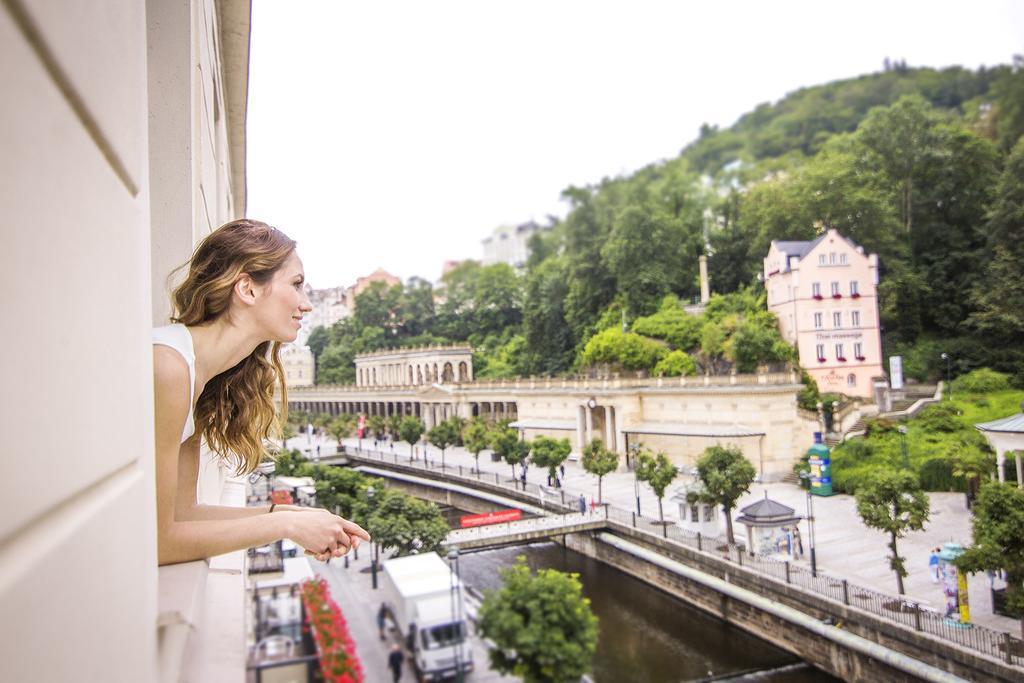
152;323;197;444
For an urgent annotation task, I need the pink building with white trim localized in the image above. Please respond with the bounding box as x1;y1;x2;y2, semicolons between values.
763;229;884;398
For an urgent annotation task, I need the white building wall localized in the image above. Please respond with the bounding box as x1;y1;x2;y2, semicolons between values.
1;2;157;680
1;2;248;680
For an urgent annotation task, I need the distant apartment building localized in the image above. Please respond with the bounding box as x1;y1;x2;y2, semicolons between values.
297;285;349;344
481;220;549;268
281;344;315;388
763;229;884;398
344;268;401;310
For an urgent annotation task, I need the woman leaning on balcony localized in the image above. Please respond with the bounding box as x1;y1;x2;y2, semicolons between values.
152;219;369;565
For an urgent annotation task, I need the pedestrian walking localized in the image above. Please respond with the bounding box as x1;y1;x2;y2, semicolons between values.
590;496;596;515
560;464;566;480
793;526;804;556
387;643;404;682
377;603;387;640
578;493;586;514
929;547;940;583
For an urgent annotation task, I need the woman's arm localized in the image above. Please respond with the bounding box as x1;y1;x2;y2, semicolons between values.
154;347;368;565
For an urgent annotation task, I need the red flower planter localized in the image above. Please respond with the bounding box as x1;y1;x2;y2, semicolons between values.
832;293;842;299
837;357;847;362
851;292;861;299
855;355;866;361
813;294;824;300
817;357;827;363
301;578;364;683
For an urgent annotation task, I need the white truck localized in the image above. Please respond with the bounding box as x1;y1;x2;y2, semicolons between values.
380;552;474;682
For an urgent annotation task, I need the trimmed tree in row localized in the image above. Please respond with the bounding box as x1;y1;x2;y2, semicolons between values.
636;449;678;526
581;438;619;504
427;419;459;470
694;445;757;545
530;436;572;487
491;426;529;482
855;469;930;596
398;416;425;460
462;418;490;473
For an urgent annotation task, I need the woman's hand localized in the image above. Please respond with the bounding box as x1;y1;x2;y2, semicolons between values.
279;509;370;562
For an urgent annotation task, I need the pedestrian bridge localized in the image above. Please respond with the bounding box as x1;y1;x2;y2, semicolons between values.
444;511;608;551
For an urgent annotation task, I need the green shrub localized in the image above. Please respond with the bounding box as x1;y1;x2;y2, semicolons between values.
579;328;668;371
653;350;697;377
919;457;960;492
952;368;1011;394
631;297;703;350
864;417;898;437
917;402;965;433
797;369;821;411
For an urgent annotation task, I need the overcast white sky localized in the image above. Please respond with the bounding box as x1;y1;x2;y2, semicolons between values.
246;0;1024;289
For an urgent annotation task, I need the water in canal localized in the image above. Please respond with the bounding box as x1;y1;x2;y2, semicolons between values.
456;541;837;683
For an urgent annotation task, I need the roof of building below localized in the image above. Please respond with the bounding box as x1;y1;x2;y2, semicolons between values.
736;494;801;527
626;423;765;438
976;410;1024;434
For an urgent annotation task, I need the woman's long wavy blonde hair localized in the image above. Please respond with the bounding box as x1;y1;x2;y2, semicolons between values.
169;219;295;474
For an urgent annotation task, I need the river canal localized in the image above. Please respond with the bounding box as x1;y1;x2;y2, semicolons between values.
456;541;836;683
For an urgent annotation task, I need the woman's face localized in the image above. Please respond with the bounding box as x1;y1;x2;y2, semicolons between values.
258;251;312;343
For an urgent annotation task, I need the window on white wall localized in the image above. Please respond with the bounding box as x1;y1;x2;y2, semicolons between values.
848;373;857;387
812;282;821;297
835;343;845;359
816;343;825;359
814;312;823;329
840;253;848;265
854;342;863;358
829;252;837;264
833;311;842;328
831;282;840;296
850;280;859;296
851;310;861;327
819;254;826;265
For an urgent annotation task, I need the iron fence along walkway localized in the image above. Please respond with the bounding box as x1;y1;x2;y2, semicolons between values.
342;447;1023;668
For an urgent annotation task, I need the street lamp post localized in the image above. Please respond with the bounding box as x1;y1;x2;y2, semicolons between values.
798;470;818;577
898;425;910;469
366;485;378;589
447;549;465;683
941;353;952;401
630;444;641;515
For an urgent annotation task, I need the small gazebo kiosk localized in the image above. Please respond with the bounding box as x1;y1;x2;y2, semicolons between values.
736;493;803;558
975;401;1024;487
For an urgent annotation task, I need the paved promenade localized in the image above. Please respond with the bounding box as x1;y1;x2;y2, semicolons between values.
299;435;1019;637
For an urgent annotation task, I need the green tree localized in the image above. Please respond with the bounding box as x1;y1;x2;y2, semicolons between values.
478;557;598;683
427;419;459;469
398;416;425;459
581;438;618;504
385;414;403;441
327;416;355;454
463;418;491;473
313;467;373;517
367;415;387;441
653;350;697;377
955;482;1024;638
854;469;930;595
950;437;995;509
635;450;678;526
694;445;757;545
491;427;530;481
602;206;689;317
354;487;449;557
529;436;572;487
522;257;576;375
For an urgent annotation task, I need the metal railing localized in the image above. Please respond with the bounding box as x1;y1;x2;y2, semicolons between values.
343;447;1023;668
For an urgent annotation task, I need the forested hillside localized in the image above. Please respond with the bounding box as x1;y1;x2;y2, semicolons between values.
312;59;1024;386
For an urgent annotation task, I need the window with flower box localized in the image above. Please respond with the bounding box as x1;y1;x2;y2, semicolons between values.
854;342;865;361
812;282;822;299
835;343;846;361
831;282;841;298
850;280;860;298
816;344;826;362
851;310;860;327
